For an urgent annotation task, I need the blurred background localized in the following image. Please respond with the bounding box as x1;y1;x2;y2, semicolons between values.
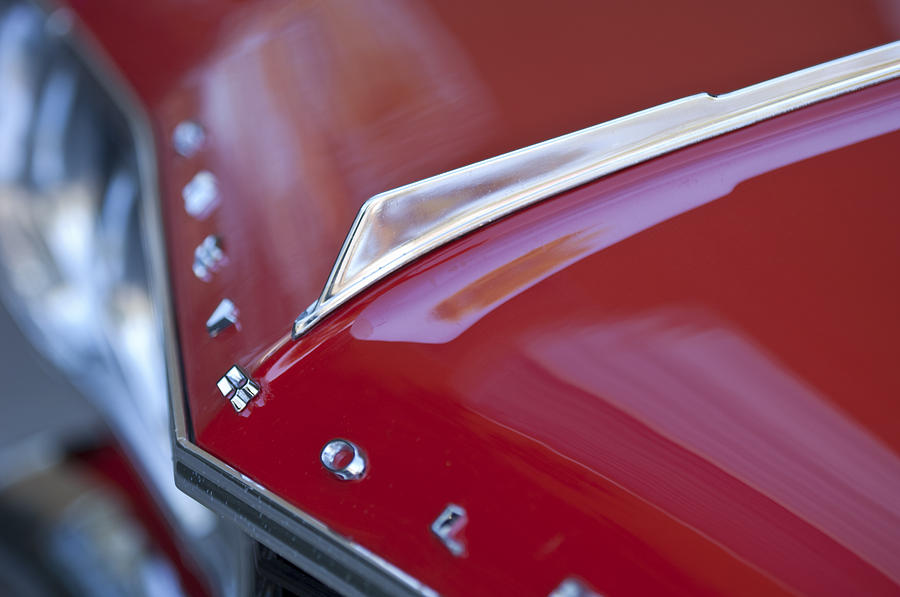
0;1;250;595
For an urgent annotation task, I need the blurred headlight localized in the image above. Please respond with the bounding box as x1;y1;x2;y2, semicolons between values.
0;0;211;534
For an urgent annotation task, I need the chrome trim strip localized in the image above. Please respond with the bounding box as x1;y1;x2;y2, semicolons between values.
173;446;437;597
155;130;440;592
144;84;441;597
293;40;900;338
60;10;443;597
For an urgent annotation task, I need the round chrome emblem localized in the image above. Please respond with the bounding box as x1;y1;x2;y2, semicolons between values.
320;439;367;481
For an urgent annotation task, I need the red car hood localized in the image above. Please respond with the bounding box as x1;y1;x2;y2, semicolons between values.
66;0;896;363
64;1;900;595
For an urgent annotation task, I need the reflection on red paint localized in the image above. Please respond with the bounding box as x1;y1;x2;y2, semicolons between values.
188;82;900;596
352;86;900;345
517;308;900;587
64;0;898;437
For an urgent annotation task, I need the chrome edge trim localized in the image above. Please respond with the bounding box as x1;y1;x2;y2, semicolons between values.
151;100;439;597
293;40;900;338
173;444;437;597
143;70;440;597
50;7;443;597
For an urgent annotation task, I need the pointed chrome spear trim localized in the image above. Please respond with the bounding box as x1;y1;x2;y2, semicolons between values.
293;40;900;339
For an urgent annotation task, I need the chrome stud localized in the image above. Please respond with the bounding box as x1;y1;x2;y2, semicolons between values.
215;376;233;397
224;365;246;387
173;120;205;157
193;235;224;280
431;504;467;557
216;365;259;412
182;170;218;217
548;578;602;597
206;298;237;337
320;439;367;481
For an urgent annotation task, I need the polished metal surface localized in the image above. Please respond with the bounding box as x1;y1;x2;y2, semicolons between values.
206;298;237;337
192;235;224;281
224;365;246;388
292;40;900;339
216;365;258;412
181;170;218;217
172;120;205;158
215;376;232;398
320;439;367;481
231;381;259;413
430;504;467;557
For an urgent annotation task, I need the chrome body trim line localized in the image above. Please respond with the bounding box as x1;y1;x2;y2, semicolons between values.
59;9;445;597
172;120;205;158
153;132;440;591
143;85;441;597
293;40;900;338
172;444;438;597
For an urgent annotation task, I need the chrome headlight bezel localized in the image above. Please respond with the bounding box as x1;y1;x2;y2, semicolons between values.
0;2;253;595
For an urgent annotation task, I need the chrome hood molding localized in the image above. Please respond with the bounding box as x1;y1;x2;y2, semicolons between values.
293;40;900;339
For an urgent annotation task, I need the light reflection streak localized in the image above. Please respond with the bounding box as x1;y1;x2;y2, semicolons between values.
191;0;493;306
352;89;900;344
526;310;900;583
447;305;900;593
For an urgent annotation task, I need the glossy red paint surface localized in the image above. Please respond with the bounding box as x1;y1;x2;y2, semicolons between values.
63;0;898;433
206;82;899;596
61;0;900;594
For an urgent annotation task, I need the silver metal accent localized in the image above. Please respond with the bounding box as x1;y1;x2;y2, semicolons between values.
215;376;232;398
206;298;237;337
192;235;224;280
549;578;602;597
172;120;205;157
292;41;900;339
71;6;435;597
232;381;259;412
430;504;467;557
224;365;246;388
139;40;899;597
293;301;318;333
320;439;367;481
182;170;218;217
216;365;259;412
